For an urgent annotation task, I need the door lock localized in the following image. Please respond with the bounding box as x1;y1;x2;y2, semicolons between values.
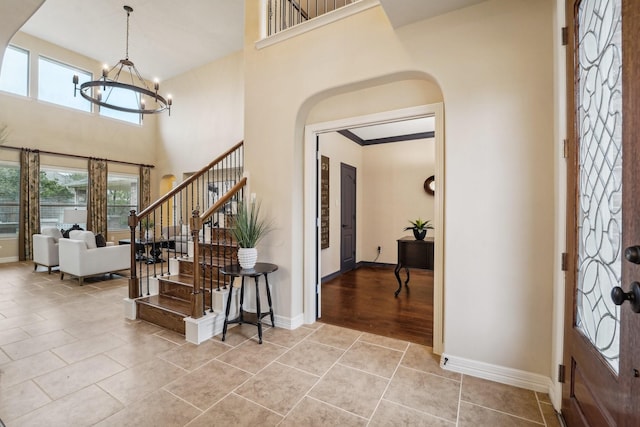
611;281;640;313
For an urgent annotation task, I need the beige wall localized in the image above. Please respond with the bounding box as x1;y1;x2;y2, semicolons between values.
244;0;555;378
362;138;435;265
155;51;244;183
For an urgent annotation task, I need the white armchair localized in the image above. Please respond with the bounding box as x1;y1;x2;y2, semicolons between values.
59;230;130;285
32;227;63;273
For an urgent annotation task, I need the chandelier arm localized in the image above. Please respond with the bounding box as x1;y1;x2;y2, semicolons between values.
130;65;152;92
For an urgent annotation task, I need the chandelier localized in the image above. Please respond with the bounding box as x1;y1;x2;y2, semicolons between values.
73;5;172;116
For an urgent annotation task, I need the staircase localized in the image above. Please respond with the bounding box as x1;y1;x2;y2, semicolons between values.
123;141;245;341
136;228;238;334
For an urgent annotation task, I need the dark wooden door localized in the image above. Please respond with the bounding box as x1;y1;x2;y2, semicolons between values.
562;1;640;425
340;163;356;273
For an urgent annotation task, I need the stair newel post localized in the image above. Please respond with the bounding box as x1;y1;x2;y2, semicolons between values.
128;210;140;300
190;210;204;318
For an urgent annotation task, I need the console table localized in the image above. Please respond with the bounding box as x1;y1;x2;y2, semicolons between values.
394;236;434;297
220;263;278;344
118;238;173;264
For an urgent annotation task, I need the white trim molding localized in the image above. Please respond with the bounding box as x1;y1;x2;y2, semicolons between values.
275;313;305;329
441;353;553;394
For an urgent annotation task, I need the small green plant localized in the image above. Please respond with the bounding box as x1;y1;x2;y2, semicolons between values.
404;218;434;232
231;200;273;248
140;217;154;229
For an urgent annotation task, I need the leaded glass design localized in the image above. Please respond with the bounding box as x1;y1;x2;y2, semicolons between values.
576;0;622;373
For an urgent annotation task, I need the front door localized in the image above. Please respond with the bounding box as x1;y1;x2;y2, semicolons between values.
562;0;640;425
340;163;356;273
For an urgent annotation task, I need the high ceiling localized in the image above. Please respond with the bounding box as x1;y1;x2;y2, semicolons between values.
19;0;245;81
12;0;482;140
16;0;487;82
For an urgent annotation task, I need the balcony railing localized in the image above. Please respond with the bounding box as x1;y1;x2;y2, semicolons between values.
267;0;360;35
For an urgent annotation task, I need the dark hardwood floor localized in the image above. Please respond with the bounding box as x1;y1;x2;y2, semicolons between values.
319;265;433;347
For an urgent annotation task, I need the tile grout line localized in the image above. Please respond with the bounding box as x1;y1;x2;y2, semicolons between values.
456;374;464;426
278;326;365;423
459;399;546;425
379;397;457;425
365;338;409;426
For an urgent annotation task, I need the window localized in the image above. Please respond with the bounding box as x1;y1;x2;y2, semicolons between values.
99;86;141;125
0;162;20;237
0;45;29;96
108;173;139;230
38;56;92;112
39;167;88;229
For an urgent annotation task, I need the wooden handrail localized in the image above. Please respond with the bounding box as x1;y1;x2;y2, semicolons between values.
200;177;247;221
137;140;243;218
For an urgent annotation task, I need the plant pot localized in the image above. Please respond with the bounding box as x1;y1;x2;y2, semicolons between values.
413;229;427;240
238;247;258;270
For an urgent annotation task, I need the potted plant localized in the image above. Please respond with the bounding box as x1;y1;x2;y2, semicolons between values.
404;218;433;240
231;199;273;269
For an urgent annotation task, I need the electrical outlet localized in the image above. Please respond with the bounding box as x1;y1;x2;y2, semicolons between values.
377;246;381;253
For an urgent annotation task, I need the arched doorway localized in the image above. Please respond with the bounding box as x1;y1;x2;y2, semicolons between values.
303;103;445;354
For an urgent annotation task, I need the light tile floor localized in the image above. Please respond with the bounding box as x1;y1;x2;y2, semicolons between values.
0;261;563;426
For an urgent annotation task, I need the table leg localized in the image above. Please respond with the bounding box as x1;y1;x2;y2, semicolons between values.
222;276;233;341
255;276;263;344
238;277;245;323
394;263;403;297
404;267;410;291
264;273;275;327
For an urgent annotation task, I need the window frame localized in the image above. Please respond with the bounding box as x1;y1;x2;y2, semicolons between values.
0;44;30;97
37;55;93;112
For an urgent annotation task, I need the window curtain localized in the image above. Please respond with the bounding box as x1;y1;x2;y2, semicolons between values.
140;166;151;210
87;158;108;236
18;149;40;261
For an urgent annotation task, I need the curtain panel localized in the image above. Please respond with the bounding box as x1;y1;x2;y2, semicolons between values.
19;149;40;261
88;158;108;236
140;166;151;211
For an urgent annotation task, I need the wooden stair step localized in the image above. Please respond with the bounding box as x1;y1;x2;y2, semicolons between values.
136;295;191;335
159;274;219;301
198;257;234;268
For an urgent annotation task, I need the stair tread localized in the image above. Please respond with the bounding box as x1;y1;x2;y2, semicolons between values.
180;257;236;268
159;274;195;284
197;241;238;248
160;274;225;285
137;295;191;316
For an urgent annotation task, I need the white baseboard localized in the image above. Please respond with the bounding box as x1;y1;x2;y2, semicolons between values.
441;353;552;393
273;313;305;330
0;256;19;264
123;298;137;320
184;311;224;344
